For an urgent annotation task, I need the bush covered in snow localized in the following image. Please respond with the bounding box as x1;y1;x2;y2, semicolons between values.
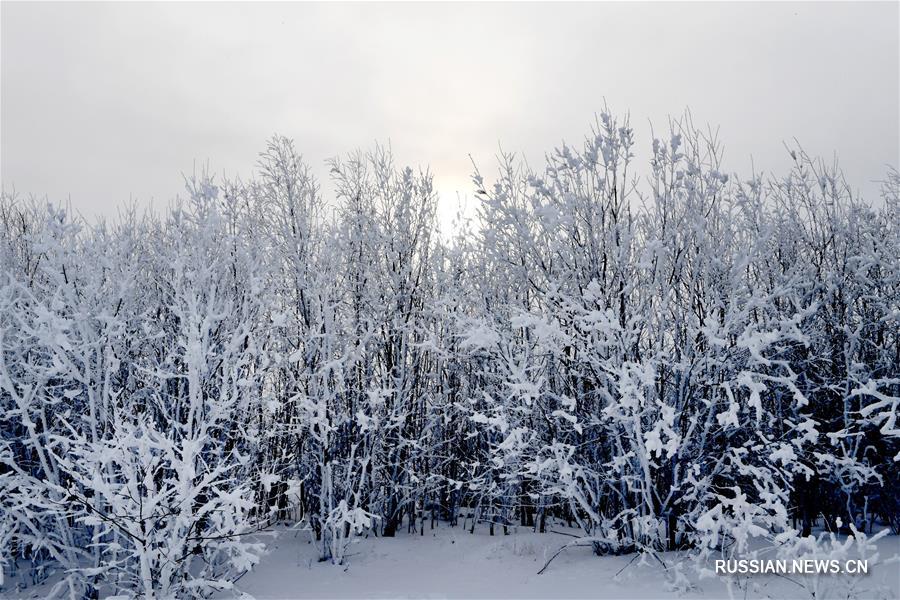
1;118;898;598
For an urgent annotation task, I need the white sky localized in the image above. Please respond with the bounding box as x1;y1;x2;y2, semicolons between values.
2;2;898;230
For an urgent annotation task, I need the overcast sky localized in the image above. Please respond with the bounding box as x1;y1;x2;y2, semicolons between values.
2;2;898;228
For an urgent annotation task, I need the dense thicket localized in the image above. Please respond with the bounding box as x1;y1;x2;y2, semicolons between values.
1;115;898;598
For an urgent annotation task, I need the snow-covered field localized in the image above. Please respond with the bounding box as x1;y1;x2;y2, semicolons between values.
229;525;900;600
5;522;898;599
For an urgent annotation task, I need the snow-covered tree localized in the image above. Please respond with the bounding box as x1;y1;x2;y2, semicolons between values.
2;112;897;597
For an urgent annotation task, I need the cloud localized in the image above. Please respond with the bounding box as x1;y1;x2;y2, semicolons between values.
2;2;897;225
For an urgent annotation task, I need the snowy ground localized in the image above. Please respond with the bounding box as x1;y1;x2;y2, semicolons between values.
5;524;898;599
225;524;900;600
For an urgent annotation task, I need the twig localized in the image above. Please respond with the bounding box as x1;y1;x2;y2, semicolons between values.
549;529;581;539
537;542;593;575
614;552;641;578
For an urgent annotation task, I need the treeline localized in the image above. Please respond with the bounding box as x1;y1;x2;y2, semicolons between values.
1;113;898;598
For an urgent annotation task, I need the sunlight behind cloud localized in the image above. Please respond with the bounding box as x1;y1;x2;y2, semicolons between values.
2;2;897;219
